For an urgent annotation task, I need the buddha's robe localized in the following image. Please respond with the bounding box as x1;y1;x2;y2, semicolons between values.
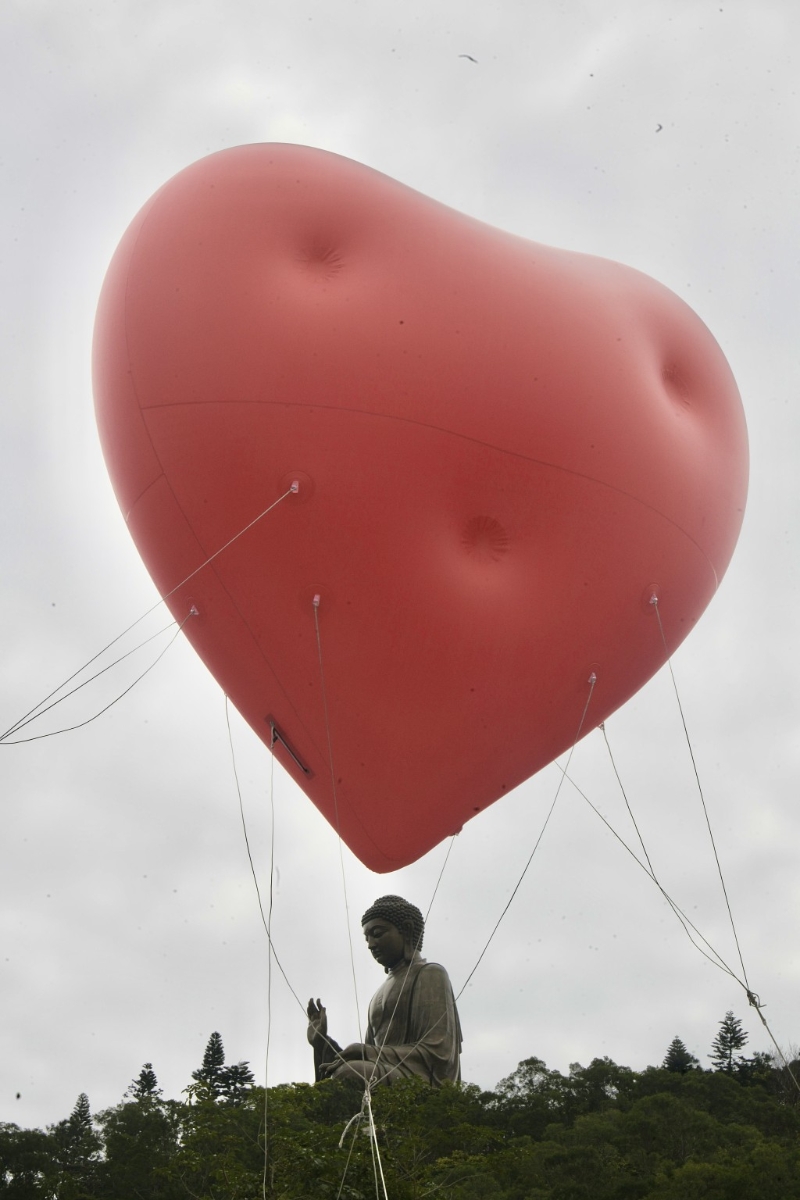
316;952;462;1086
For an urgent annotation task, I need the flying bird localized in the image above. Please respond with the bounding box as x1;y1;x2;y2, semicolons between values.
656;123;663;132
459;54;478;63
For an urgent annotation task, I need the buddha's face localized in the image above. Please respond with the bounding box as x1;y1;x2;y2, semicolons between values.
362;918;406;970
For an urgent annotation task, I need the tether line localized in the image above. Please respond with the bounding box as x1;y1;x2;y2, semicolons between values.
335;1113;362;1200
2;484;296;743
1;619;178;742
1;616;192;744
456;672;597;999
262;726;276;1200
600;722;658;878
651;596;752;994
560;759;742;983
157;483;298;606
646;598;798;1093
575;742;800;1094
224;700;305;1015
425;835;457;924
313;596;365;1046
1;616;178;742
597;724;737;978
365;1087;390;1200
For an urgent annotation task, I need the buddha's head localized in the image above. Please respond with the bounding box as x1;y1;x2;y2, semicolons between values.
361;895;424;971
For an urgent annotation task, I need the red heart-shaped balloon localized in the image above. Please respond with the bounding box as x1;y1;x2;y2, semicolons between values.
93;144;747;872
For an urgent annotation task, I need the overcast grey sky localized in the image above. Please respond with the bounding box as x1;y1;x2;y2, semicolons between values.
2;0;798;1132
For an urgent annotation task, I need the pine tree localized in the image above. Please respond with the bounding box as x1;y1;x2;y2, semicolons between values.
709;1010;748;1073
219;1060;256;1105
49;1092;102;1197
99;1070;180;1199
128;1062;162;1101
663;1036;699;1073
68;1092;93;1138
188;1032;253;1103
192;1031;226;1096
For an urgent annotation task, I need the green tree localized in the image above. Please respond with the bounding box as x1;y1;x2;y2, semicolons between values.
188;1033;255;1106
127;1062;161;1101
96;1096;181;1200
191;1032;226;1098
256;1081;371;1199
489;1055;559;1139
490;1054;637;1138
709;1010;748;1073
47;1093;102;1199
370;1076;502;1196
568;1056;637;1116
663;1036;700;1074
736;1049;775;1088
648;1137;800;1199
218;1062;256;1106
0;1122;54;1198
770;1051;800;1108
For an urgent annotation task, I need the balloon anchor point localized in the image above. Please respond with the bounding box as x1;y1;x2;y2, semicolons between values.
312;593;321;608
279;470;314;501
641;583;661;613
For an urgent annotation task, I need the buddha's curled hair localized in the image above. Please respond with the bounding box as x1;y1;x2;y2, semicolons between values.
361;895;424;953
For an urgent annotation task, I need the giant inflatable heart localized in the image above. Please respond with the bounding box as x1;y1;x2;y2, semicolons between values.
93;144;748;872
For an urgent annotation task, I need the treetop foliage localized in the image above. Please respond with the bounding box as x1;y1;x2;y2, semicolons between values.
662;1036;700;1074
187;1031;255;1106
126;1063;160;1102
709;1009;749;1072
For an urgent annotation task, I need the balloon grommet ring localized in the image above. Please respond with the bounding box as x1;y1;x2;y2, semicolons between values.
279;470;315;502
641;583;660;613
185;598;203;622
